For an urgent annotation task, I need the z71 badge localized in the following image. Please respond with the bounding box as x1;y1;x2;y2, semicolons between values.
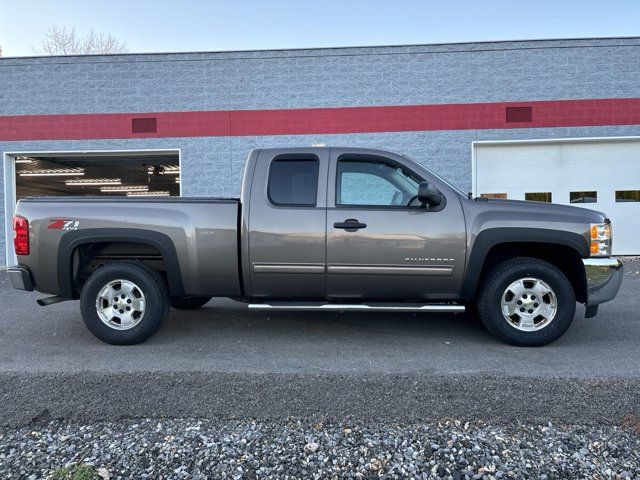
48;219;80;231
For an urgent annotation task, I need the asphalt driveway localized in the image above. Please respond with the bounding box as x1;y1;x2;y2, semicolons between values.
1;261;638;426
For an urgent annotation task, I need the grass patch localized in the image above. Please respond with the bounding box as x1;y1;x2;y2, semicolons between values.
50;464;97;480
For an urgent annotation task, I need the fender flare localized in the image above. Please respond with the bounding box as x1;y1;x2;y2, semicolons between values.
459;227;589;300
57;228;185;298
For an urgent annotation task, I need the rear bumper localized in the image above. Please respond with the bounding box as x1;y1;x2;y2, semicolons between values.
6;266;34;291
583;257;623;306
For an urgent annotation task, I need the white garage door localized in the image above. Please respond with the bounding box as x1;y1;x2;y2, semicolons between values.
474;137;640;255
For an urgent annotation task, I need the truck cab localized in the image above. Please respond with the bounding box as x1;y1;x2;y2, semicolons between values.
243;147;466;300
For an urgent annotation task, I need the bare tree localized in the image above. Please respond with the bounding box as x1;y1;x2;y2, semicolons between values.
34;26;128;55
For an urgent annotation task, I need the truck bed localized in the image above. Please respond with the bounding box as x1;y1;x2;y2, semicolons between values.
15;196;242;298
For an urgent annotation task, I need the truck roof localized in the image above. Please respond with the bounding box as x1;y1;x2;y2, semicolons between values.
252;146;404;157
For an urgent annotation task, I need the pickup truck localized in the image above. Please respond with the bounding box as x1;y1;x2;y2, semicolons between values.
8;147;623;346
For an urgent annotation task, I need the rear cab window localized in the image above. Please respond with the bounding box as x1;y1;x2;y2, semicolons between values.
268;156;319;207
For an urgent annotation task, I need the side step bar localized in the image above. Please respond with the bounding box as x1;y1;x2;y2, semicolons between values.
248;303;465;313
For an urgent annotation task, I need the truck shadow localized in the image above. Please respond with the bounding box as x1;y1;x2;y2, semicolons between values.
162;300;496;345
158;297;628;350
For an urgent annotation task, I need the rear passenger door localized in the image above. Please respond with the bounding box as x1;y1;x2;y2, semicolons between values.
247;149;329;298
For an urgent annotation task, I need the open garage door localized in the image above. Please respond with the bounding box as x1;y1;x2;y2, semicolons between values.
473;138;640;255
13;151;180;200
4;149;180;263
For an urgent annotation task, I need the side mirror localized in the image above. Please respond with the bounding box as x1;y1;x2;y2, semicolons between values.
417;181;442;207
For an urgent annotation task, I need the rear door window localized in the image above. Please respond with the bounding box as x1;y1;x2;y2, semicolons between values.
268;158;319;206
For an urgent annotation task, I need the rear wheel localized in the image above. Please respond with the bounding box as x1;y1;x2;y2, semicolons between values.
170;296;212;310
80;261;170;345
477;257;576;346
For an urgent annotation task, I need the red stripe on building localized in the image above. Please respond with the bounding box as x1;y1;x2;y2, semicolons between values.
0;98;639;141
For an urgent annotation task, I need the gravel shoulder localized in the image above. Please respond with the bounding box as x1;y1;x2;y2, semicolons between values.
1;418;638;479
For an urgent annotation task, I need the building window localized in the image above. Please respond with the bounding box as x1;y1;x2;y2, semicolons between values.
268;157;319;206
570;191;597;203
480;193;507;199
615;190;640;202
525;192;552;203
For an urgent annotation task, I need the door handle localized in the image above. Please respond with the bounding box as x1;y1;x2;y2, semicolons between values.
333;219;367;231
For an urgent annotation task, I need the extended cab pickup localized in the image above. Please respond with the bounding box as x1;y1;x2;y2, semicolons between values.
8;147;624;346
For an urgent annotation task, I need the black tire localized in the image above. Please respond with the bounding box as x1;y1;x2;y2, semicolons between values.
477;257;576;347
80;261;170;345
170;296;212;310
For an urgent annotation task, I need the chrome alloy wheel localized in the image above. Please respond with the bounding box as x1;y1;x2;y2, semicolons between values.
500;277;557;332
95;279;146;330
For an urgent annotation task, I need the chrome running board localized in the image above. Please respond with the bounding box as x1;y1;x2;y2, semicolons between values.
248;303;465;313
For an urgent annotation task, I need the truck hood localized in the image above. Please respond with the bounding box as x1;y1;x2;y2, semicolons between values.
471;197;608;224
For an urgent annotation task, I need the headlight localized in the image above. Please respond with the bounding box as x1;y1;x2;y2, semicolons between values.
590;222;612;256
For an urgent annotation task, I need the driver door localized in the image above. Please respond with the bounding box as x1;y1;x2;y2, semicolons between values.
325;149;466;300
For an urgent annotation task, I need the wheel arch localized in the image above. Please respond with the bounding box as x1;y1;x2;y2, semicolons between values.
460;228;589;303
57;228;185;299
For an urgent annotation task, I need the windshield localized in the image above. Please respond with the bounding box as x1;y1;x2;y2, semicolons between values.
402;155;468;197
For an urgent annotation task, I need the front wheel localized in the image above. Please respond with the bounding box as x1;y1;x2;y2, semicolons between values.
80;261;170;345
477;257;576;346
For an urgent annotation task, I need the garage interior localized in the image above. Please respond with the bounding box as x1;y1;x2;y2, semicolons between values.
13;151;180;201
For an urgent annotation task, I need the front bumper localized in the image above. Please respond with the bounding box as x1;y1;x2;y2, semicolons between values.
583;257;623;306
6;265;34;291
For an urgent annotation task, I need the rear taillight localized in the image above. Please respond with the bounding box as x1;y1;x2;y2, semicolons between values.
13;215;29;256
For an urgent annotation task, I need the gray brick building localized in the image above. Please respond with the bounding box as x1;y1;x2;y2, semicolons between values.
2;37;640;262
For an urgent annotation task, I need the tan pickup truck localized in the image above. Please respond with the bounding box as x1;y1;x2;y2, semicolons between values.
8;147;623;346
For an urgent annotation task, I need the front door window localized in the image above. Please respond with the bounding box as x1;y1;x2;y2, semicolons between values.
336;158;421;207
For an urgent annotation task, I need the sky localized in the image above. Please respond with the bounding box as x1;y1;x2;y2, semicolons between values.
1;0;639;57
